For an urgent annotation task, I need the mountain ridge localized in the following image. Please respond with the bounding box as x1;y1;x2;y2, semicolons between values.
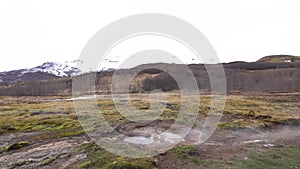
1;54;300;86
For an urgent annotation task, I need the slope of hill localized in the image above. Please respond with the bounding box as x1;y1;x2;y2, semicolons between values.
257;55;300;63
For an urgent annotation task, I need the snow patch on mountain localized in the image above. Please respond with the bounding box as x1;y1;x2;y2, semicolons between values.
0;60;81;85
20;60;80;77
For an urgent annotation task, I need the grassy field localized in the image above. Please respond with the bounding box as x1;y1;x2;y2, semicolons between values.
0;93;299;168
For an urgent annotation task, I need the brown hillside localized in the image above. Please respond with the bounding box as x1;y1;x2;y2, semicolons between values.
0;61;299;96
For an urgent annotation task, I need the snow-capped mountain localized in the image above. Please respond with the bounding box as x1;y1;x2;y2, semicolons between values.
21;61;80;77
0;61;80;85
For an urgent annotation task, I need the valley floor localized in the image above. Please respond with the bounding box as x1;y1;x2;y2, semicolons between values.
0;92;299;169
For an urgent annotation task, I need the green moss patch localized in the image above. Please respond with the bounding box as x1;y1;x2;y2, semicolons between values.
75;142;157;169
232;146;300;169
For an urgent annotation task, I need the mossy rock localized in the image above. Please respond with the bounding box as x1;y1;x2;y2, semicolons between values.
171;145;198;159
138;106;150;110
3;141;29;152
41;158;55;166
77;161;92;169
105;161;137;169
10;161;27;168
105;160;155;169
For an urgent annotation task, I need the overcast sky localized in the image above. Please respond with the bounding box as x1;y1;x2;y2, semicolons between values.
0;0;300;71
